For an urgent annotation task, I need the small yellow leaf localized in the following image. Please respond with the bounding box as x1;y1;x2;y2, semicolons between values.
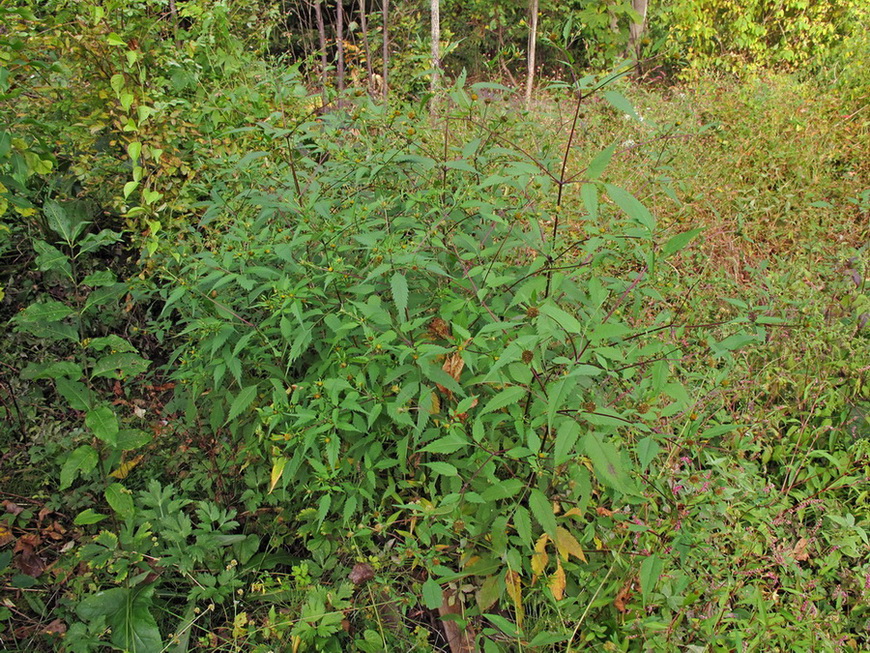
505;569;524;630
430;391;441;414
232;611;248;639
549;560;566;601
531;533;550;578
269;457;288;494
109;454;144;480
555;527;587;563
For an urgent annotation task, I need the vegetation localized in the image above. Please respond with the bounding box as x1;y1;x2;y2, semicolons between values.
1;1;867;651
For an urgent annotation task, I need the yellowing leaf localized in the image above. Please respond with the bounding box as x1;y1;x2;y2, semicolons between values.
555;527;587;563
109;454;144;480
269;457;288;494
430;391;441;414
531;533;550;578
232;611;248;639
505;569;524;630
549;561;566;601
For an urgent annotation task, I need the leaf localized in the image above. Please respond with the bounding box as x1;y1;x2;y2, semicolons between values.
110;454;144;480
604;184;655;231
56;378;93;411
269;457;287;494
504;570;523;630
539;302;585;335
15;300;73;323
225;384;259;424
390;272;409;320
483;613;518;637
422;577;443;610
636;436;660;472
77;585;163;653
603;89;639;120
549;561;566;600
662;228;703;258
581;183;598;220
553;419;581;465
639;554;663;604
555;527;587;562
480;479;524;501
92;353;150;379
127;141;142;163
586;141;618;180
476;575;500;611
86;406;119;447
481;386;526;415
424;462;458;477
513;505;532;546
531;534;549;576
104;483;134;520
582;432;633;494
528;489;557;539
419;434;469;454
60;445;98;490
74;509;109;525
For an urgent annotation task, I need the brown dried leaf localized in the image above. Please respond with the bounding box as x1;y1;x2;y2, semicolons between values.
614;579;634;614
14;534;45;577
349;563;375;586
2;500;23;516
428;317;452;340
438;587;476;653
792;537;811;562
44;619;67;636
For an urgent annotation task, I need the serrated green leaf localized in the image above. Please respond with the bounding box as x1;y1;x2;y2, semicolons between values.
513;505;532;545
582;432;632;494
639;554;663;604
56;378;93;411
225;385;258;424
481;386;526;415
581;183;598;220
605;184;655;231
105;482;134;519
528;489;557;539
603;89;639;120
60;445;98;490
636;436;659;472
554;419;582;465
662;228;703;258
86;406;119;447
421;577;443;610
480;479;524;501
74;508;109;525
586;141;618;180
540;302;585;335
424;461;458;476
419;434;469;454
390;272;409;320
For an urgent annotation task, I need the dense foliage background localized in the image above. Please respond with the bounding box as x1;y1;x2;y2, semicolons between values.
1;1;867;651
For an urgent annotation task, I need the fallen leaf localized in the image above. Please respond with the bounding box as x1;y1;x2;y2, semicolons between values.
596;506;615;517
13;534;45;577
614;579;635;613
44;619;67;636
792;537;811;562
2;500;23;516
349;563;375;586
438;586;476;653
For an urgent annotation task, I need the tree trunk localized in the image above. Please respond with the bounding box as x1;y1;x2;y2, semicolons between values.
358;0;375;93
336;0;346;94
627;0;648;59
430;0;440;95
314;0;329;103
524;0;538;109
382;0;389;101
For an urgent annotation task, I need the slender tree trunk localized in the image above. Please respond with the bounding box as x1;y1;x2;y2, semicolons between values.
336;0;346;94
358;0;375;93
314;0;329;103
430;0;440;95
524;0;538;109
168;0;180;48
382;0;389;101
627;0;648;59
